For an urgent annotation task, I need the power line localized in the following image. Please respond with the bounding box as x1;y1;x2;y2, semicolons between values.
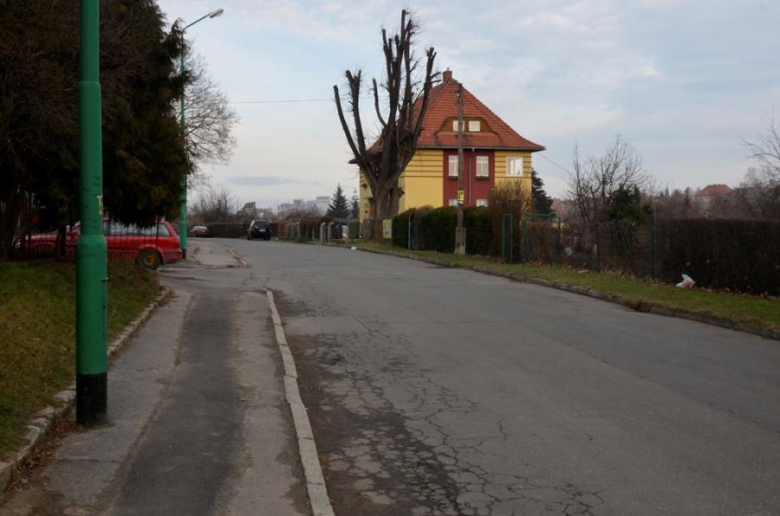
231;95;378;105
537;153;571;179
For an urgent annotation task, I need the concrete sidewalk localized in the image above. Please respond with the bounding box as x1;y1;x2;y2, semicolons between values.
3;244;310;516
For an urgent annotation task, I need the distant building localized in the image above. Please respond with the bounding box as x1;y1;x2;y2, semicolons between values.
695;184;732;215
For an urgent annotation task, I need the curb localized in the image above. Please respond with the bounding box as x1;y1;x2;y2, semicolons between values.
349;245;780;342
266;290;335;516
221;243;248;268
0;288;171;494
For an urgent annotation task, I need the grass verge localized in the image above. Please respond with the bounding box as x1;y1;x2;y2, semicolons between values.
0;260;161;459
345;242;780;331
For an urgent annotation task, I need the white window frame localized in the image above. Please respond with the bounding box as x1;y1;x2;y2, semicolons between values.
448;198;458;207
476;199;489;207
468;120;481;132
448;155;459;178
507;157;524;176
452;120;463;132
476;156;489;178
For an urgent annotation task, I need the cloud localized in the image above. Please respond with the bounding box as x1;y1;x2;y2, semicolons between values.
227;176;322;187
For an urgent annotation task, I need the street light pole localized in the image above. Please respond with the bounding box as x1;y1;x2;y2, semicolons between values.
76;0;107;425
455;83;466;255
179;8;223;259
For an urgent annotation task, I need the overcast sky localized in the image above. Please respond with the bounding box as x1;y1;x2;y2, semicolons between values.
154;0;780;210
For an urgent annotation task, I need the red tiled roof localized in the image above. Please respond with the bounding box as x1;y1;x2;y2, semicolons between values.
697;184;732;196
363;71;545;155
413;74;545;151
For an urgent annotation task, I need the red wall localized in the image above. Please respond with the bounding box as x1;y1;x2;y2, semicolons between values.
442;150;495;207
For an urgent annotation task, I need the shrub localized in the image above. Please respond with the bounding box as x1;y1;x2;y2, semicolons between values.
420;207;457;253
464;207;492;255
489;182;532;259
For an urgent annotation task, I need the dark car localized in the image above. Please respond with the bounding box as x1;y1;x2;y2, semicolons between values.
247;220;271;240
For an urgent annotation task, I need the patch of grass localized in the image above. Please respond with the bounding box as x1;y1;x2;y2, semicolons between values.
349;242;780;331
0;260;161;458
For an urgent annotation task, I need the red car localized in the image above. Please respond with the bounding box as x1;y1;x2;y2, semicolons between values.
22;220;182;270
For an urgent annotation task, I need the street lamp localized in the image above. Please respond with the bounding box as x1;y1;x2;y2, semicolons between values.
179;8;223;259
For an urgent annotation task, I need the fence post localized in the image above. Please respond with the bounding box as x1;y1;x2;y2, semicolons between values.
408;218;412;250
595;222;602;272
650;208;656;279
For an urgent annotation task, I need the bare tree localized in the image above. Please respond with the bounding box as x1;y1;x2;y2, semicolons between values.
736;115;780;219
568;136;648;224
182;53;239;177
744;115;780;177
333;10;437;238
190;184;239;223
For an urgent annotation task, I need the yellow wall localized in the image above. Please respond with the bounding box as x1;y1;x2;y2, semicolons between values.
358;149;444;222
358;149;534;221
494;150;533;188
398;149;444;213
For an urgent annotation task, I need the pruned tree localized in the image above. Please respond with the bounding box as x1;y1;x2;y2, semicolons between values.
333;10;437;238
568;136;648;225
181;52;239;179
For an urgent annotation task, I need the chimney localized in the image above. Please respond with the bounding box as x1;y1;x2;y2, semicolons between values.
443;68;452;82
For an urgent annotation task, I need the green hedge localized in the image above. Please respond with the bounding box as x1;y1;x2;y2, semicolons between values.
392;206;492;255
658;218;780;295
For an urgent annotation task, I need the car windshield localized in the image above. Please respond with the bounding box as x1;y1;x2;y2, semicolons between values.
253;221;268;228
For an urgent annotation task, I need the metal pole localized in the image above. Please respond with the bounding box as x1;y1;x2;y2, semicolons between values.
179;44;188;259
77;0;108;426
455;83;466;255
650;207;656;279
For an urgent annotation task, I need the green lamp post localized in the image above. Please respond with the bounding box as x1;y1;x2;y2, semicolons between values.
179;8;224;259
76;0;108;425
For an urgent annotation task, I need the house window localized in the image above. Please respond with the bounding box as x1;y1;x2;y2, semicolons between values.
476;199;489;207
468;120;481;132
507;157;524;176
448;155;459;178
448;198;458;207
476;156;489;178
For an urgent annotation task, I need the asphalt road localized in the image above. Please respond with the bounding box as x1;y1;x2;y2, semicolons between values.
228;238;780;516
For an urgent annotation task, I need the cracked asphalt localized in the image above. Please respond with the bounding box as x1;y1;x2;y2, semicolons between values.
234;239;780;516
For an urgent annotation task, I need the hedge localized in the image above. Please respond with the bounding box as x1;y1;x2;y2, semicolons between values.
392;206;492;255
658;218;780;295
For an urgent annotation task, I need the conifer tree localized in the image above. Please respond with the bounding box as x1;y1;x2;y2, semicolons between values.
350;189;360;219
327;184;350;218
531;169;554;214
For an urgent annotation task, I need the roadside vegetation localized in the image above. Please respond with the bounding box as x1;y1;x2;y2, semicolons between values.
0;261;161;458
347;242;780;331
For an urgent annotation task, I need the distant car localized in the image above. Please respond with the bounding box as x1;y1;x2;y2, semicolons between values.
23;220;182;270
191;225;209;237
247;220;271;241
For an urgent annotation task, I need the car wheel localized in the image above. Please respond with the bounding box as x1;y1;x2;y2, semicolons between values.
136;250;161;270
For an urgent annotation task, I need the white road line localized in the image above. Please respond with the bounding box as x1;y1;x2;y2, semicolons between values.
266;290;336;516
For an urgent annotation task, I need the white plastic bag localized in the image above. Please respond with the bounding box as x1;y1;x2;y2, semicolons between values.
676;274;695;289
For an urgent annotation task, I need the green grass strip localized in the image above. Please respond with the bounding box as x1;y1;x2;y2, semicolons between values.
0;261;161;458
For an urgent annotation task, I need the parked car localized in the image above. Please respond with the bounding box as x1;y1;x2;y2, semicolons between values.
247;220;271;240
190;225;209;237
23;220;182;270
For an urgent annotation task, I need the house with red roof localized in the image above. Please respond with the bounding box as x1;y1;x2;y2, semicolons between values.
358;69;545;221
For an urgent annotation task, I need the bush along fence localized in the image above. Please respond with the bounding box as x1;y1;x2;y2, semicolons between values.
390;206;780;296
